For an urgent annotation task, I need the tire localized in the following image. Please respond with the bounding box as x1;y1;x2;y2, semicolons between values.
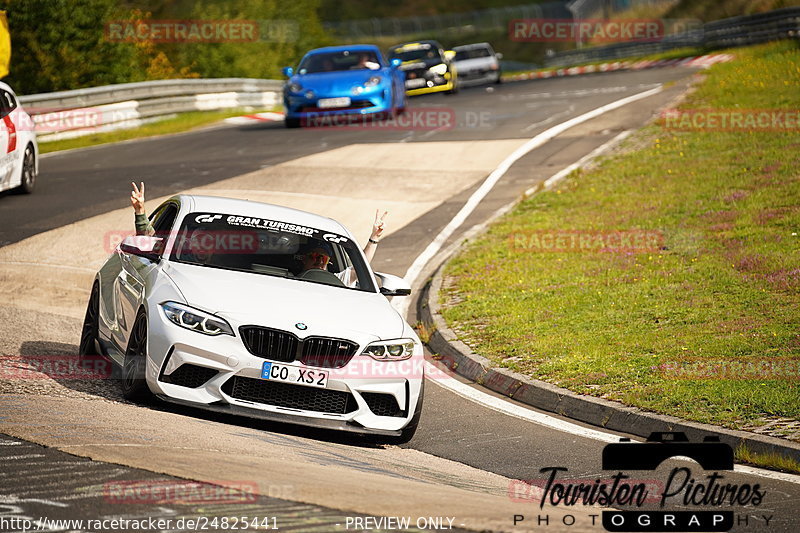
121;311;154;402
495;70;503;84
445;73;459;95
79;282;101;358
79;282;114;378
284;117;301;128
16;144;36;194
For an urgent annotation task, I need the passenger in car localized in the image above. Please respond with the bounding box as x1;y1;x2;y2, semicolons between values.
297;210;387;287
131;181;154;236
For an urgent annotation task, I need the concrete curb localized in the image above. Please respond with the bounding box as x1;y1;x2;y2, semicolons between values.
419;246;800;467
501;54;735;83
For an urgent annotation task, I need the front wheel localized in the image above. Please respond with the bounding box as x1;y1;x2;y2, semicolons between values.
284;117;301;128
79;282;101;358
121;312;154;403
16;144;36;194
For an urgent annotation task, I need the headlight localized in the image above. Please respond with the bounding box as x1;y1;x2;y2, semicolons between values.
287;82;303;93
160;302;234;337
361;339;416;361
429;63;448;75
364;76;382;87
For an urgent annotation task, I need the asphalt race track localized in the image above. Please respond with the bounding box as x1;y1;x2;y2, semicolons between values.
1;68;799;533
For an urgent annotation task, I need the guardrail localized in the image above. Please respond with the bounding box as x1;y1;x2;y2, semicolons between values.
18;78;283;142
546;7;800;67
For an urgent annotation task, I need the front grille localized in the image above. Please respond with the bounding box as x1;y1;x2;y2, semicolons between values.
300;100;374;113
404;68;428;79
221;376;358;414
362;392;406;417
160;364;218;388
240;326;298;363
299;337;358;369
239;326;359;368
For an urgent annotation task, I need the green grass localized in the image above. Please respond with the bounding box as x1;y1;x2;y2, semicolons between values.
38;108;278;154
736;444;800;474
441;41;800;436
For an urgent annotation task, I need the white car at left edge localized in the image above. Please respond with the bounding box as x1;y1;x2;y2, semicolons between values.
0;81;38;194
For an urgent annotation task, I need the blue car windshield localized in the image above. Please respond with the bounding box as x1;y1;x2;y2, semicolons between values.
298;51;381;74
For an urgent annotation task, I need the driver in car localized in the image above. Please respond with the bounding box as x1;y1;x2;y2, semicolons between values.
298;210;387;287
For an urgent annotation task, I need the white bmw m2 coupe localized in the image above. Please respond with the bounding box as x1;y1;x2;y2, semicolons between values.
80;195;424;442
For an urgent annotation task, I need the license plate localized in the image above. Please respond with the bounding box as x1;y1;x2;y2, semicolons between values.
261;362;328;389
405;78;426;88
317;97;351;109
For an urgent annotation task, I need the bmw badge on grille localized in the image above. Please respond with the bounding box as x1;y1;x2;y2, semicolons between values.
295;323;307;330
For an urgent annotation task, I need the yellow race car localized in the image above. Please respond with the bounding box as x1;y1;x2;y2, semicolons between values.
387;40;459;96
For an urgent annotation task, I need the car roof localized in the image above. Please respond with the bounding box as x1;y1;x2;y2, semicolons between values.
389;40;442;50
175;195;353;237
305;44;381;55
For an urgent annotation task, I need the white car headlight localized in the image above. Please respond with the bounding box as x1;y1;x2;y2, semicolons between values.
361;339;416;361
287;82;303;93
429;63;448;75
364;76;382;87
160;302;234;336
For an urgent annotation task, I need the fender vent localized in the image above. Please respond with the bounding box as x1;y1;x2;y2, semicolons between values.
160;364;218;388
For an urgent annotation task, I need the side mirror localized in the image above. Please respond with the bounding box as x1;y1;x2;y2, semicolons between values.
390;58;402;69
495;52;504;60
120;235;163;262
374;272;411;296
282;66;294;77
444;50;456;61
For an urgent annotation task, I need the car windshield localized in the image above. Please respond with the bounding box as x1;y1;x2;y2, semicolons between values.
170;212;376;292
455;47;492;61
298;50;381;74
389;44;441;62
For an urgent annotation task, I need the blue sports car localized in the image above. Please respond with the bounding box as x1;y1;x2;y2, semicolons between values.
281;45;407;128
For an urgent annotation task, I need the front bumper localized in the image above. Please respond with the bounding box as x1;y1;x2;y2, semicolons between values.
145;308;423;434
284;89;393;121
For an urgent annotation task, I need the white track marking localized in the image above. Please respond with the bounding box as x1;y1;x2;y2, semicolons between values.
394;86;663;317
426;362;619;443
427;363;800;484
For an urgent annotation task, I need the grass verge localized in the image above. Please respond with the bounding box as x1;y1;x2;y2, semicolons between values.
736;444;800;473
38;108;279;154
503;47;706;79
440;40;800;466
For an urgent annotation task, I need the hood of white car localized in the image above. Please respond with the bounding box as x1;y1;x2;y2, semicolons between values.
455;57;497;71
162;262;405;342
